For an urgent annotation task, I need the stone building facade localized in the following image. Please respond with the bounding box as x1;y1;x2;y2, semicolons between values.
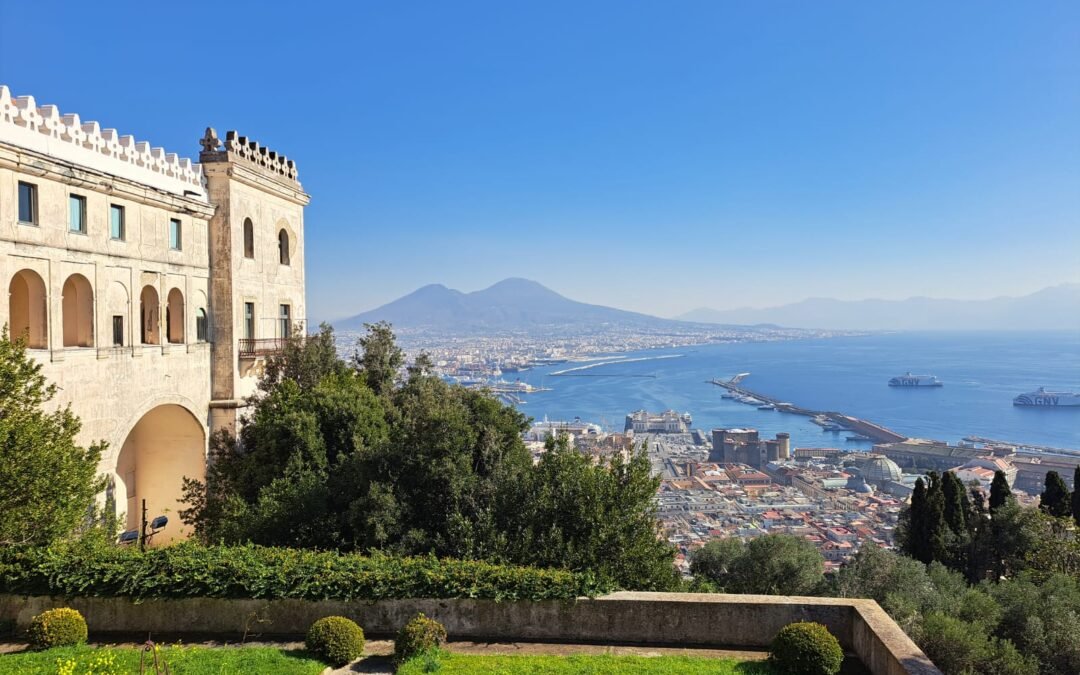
0;86;308;541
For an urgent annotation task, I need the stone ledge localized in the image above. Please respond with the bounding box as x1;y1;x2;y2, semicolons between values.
0;593;940;675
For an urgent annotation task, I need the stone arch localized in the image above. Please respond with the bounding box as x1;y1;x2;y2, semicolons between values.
62;273;94;347
278;228;290;265
139;285;160;345
8;269;47;348
193;289;209;342
106;281;130;347
242;217;255;259
114;403;205;544
166;288;185;343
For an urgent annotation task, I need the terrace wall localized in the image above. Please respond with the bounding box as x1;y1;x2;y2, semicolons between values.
0;592;939;675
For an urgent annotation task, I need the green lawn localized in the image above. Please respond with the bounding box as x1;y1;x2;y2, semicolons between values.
0;644;326;674
397;652;775;674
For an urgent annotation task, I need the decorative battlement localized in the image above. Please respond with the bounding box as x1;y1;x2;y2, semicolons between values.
199;128;299;185
0;85;206;199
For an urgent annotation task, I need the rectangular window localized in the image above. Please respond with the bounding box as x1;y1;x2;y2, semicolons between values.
278;304;291;338
69;195;87;233
110;204;125;240
169;218;182;250
112;316;124;346
244;302;255;340
18;182;37;224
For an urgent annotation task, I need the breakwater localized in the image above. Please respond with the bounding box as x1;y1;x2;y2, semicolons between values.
708;377;909;445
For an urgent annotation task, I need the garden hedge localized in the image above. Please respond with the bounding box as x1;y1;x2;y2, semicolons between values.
0;543;613;602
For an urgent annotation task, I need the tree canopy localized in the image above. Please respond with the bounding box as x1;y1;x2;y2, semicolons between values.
0;329;104;546
181;323;677;590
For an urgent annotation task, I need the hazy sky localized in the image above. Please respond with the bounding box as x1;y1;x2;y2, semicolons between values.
2;2;1077;321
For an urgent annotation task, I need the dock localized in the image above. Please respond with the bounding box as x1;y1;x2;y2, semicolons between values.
707;377;909;445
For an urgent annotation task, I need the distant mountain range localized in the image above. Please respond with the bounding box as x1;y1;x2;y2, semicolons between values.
335;278;696;332
677;284;1080;331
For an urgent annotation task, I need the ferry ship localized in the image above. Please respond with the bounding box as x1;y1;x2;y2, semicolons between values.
1013;388;1080;408
888;372;943;387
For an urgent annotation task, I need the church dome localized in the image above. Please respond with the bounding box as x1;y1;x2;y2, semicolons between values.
862;456;902;484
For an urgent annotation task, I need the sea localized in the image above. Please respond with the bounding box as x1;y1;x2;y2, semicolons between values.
508;331;1080;452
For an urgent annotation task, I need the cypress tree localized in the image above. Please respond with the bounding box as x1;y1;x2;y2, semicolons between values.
1072;466;1080;527
942;471;969;535
925;471;949;564
989;470;1012;513
906;477;930;563
1040;470;1071;518
965;487;992;583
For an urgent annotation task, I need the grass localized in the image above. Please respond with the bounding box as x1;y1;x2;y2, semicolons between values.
0;644;326;674
396;652;776;674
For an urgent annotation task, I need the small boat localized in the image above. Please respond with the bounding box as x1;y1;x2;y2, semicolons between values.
758;404;776;411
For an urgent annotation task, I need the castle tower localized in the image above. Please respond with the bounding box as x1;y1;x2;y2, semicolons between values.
199;129;310;436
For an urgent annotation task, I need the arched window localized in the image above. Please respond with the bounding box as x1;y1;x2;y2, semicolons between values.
196;308;208;342
61;274;94;347
140;286;160;345
243;218;254;259
8;269;47;348
278;229;290;266
166;288;185;343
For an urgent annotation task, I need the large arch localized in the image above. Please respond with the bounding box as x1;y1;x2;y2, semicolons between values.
114;404;205;544
62;273;95;347
8;269;47;348
140;285;160;345
166;288;185;344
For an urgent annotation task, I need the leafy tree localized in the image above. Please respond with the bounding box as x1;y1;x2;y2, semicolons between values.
691;533;825;596
0;329;105;546
1039;471;1071;518
352;321;404;396
989;471;1013;512
918;612;1036;675
504;436;678;590
181;324;677;589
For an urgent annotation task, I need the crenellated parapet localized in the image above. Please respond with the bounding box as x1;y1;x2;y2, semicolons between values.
0;85;206;199
199;127;300;186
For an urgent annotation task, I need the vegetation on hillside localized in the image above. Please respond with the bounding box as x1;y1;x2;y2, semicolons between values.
689;472;1080;675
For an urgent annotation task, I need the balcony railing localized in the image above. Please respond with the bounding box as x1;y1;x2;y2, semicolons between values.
238;337;292;358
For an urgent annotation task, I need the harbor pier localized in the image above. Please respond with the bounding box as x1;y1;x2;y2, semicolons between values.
707;377;909;445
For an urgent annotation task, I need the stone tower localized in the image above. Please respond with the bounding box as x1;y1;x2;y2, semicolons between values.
199;129;310;436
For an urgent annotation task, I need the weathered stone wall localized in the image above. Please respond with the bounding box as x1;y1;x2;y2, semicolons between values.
0;592;940;675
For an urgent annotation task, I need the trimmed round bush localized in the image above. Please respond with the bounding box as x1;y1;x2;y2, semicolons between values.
305;616;365;666
27;608;88;650
769;621;844;675
395;613;447;662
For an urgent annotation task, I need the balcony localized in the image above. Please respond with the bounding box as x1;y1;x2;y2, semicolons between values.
238;338;291;359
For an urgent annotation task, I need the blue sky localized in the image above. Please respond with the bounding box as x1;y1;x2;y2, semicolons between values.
2;2;1077;321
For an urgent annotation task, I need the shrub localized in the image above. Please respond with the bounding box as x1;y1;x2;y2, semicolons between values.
0;543;613;602
395;613;448;662
305;616;365;666
27;608;88;650
769;621;843;675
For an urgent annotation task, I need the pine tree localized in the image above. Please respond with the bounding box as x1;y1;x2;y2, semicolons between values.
989;470;1013;512
1072;466;1080;527
1040;471;1071;518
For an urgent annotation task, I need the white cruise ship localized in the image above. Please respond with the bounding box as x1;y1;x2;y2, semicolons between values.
1013;388;1080;408
888;372;943;387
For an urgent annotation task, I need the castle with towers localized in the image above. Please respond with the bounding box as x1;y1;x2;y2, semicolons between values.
0;85;309;541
